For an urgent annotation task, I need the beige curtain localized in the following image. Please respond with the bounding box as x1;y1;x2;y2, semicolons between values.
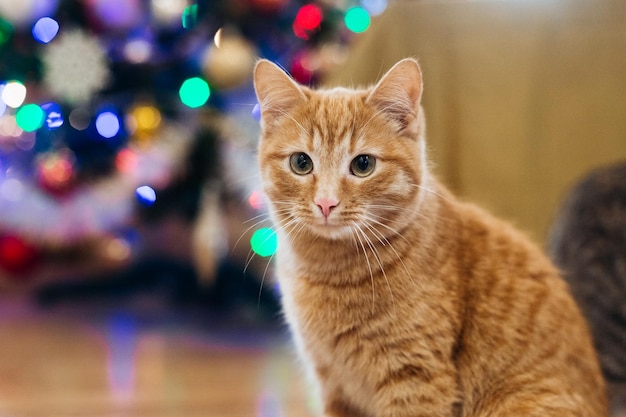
325;0;626;243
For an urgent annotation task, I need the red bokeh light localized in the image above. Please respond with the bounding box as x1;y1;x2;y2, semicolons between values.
293;4;323;39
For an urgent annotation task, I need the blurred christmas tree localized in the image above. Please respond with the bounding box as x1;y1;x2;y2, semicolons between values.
0;0;386;280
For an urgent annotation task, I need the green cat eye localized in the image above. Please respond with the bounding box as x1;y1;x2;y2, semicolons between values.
290;152;313;175
350;154;376;177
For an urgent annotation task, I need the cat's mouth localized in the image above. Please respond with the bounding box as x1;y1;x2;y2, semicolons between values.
308;216;355;240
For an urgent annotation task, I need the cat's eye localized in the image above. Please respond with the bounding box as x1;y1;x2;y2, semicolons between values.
350;155;376;177
290;152;313;175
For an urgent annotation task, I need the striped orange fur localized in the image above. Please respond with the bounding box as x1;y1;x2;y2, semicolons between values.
253;58;608;417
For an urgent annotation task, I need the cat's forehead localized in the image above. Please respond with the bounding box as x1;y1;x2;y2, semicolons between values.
310;86;367;102
290;87;384;155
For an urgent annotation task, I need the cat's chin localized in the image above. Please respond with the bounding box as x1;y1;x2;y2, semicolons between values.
308;223;354;241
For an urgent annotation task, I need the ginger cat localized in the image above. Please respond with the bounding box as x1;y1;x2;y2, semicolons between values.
253;58;608;417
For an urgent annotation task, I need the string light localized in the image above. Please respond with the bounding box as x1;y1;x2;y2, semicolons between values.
38;151;75;190
15;104;45;132
213;27;222;47
179;77;210;108
129;104;161;133
152;0;187;25
32;17;59;44
250;227;278;257
181;4;198;29
2;81;27;108
252;103;261;121
123;38;152;63
248;190;265;210
0;87;6;117
69;108;90;130
136;185;156;206
361;0;387;16
95;111;121;138
41;102;64;129
344;7;370;33
293;3;323;39
0;18;12;45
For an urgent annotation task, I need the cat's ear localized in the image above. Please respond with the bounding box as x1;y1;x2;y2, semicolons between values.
366;58;423;136
254;59;307;129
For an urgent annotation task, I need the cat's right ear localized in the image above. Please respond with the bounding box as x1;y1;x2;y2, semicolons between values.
366;58;423;137
253;59;306;130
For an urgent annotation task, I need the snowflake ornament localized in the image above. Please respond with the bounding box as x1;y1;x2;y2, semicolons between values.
43;29;110;103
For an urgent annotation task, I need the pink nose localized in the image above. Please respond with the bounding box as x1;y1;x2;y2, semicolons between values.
315;198;339;218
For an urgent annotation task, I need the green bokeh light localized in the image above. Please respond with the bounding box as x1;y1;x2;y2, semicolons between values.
250;227;278;257
179;77;210;108
181;4;198;29
16;104;45;132
344;7;371;33
0;18;13;45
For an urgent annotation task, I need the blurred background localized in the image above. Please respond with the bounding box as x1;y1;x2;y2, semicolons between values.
0;0;624;416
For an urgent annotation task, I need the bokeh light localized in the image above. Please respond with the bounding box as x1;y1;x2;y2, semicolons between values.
252;103;261;121
248;190;265;210
32;16;59;43
88;0;143;30
136;185;156;206
69;108;90;130
2;81;27;108
0;234;39;275
128;104;161;134
0;0;59;27
295;4;322;30
104;237;131;262
16;104;45;132
181;4;198;29
361;0;387;16
250;227;278;257
344;7;370;33
38;151;75;190
293;3;322;39
41;102;64;128
152;0;187;25
179;77;210;108
0;115;22;137
0;87;6;117
213;27;222;48
0;18;13;45
123;38;152;63
115;148;138;173
95;111;121;138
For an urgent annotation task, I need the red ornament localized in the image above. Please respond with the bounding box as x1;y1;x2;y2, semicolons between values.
0;234;40;276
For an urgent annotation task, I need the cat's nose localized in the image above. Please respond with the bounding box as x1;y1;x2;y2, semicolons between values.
315;198;339;218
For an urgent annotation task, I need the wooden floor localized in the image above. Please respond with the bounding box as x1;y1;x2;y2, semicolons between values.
0;295;316;417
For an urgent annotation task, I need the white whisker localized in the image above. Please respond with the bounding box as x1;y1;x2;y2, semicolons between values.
360;221;396;311
351;222;375;309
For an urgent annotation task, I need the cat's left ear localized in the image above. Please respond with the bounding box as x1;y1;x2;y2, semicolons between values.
366;58;423;136
254;59;307;130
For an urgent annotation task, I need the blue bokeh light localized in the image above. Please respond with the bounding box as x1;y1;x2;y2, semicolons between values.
136;185;156;206
252;103;261;122
95;111;121;139
41;102;64;129
32;17;59;44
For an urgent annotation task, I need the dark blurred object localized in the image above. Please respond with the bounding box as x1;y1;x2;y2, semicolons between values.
136;118;222;224
548;161;626;417
35;120;281;323
36;256;281;321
